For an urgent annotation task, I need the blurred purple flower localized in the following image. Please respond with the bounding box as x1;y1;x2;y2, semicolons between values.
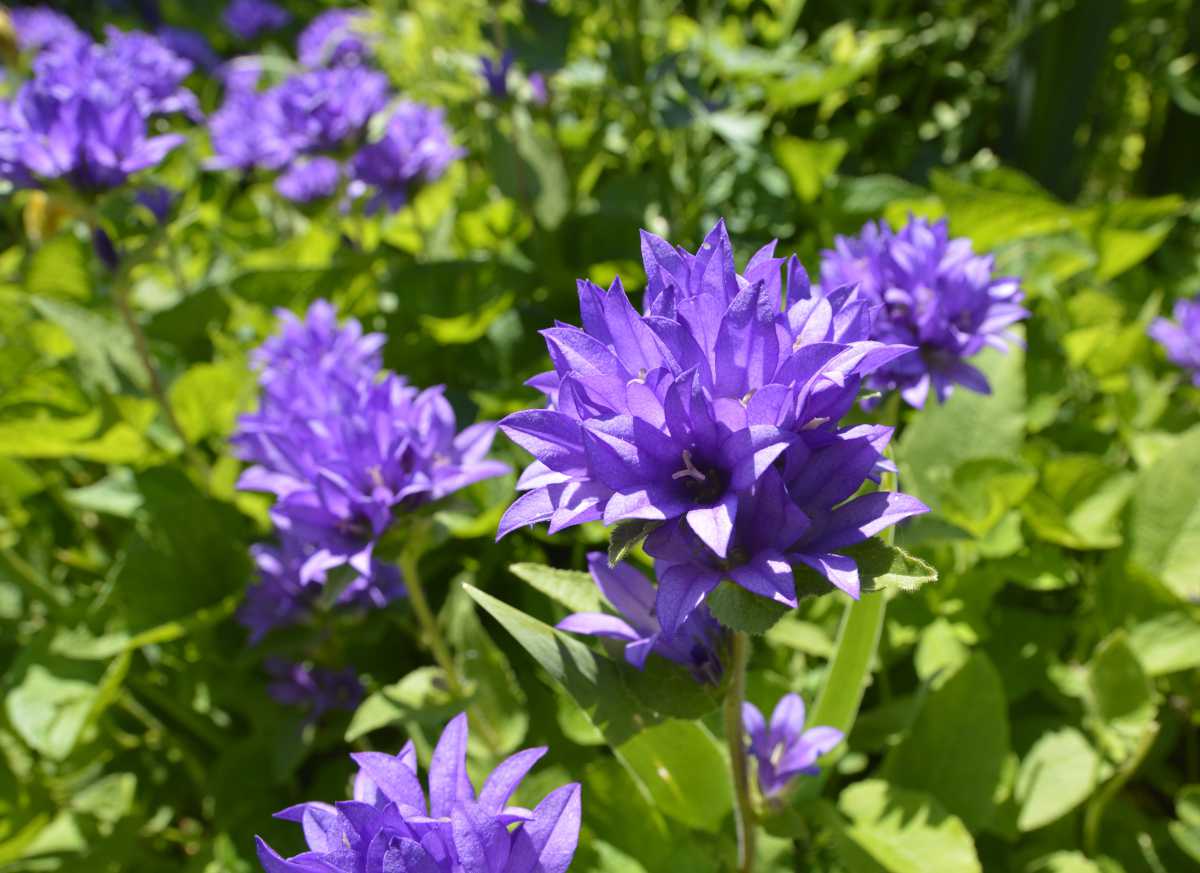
157;26;220;72
256;713;582;873
275;155;341;203
223;0;291;41
743;693;843;798
351;101;464;213
8;6;86;53
557;552;725;683
820;216;1027;407
136;184;174;223
481;52;513;99
498;221;925;629
1148;296;1200;386
233;301;507;637
265;658;364;719
298;8;371;68
529;72;549;106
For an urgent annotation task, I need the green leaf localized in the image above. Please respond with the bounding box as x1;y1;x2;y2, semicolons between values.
1015;727;1100;831
1128;424;1200;601
774;136;848;203
1127;612;1200;677
621;654;723;720
616;719;731;833
884;653;1009;830
837;780;982;873
898;344;1026;512
1027;851;1105;873
706;581;790;634
30;296;148;393
26;233;90;301
509;563;603;614
1169;785;1200;863
64;468;143;518
345;667;454;742
939;458;1037;538
843;539;938;594
608;519;660;567
1084;632;1157;762
463;584;657;746
169;360;254;444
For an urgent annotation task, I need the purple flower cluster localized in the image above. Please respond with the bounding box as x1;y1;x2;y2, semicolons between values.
1148;296;1200;386
255;713;582;873
498;222;928;634
223;0;291;41
8;6;87;53
743;694;843;798
234;301;508;640
265;658;364;720
208;10;461;209
0;17;195;191
819;216;1027;408
557;553;725;682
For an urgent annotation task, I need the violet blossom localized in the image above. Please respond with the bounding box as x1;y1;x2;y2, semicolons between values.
275;155;341;203
1148;295;1200;386
819;216;1027;408
265;658;364;719
498;222;927;630
298;8;371;68
255;713;582;873
743;693;843;798
223;0;291;41
350;101;464;213
556;552;725;683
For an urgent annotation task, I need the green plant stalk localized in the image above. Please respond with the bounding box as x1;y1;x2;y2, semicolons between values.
1084;721;1160;856
724;630;756;873
807;590;887;741
398;547;464;699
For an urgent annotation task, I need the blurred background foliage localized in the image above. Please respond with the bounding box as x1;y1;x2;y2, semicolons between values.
0;1;1199;872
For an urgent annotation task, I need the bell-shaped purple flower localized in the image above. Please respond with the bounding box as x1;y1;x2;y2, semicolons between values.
298;9;371;68
350;101;464;213
8;6;87;53
275;155;341;203
223;0;291;41
265;658;364;719
820;216;1027;407
481;52;514;99
255;713;582;873
1148;296;1200;386
743;693;843;798
556;552;724;683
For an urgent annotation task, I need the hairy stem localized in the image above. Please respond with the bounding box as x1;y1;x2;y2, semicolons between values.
724;630;756;873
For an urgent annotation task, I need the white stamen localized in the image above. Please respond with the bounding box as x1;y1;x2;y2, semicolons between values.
671;450;707;482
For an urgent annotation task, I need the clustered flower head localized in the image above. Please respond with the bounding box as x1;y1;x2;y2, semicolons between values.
255;713;582;873
233;300;508;640
0;17;195;191
556;552;725;682
743;694;843;798
8;6;87;53
1148;295;1200;386
265;658;364;720
819;216;1027;408
499;221;928;634
223;0;291;41
207;11;461;210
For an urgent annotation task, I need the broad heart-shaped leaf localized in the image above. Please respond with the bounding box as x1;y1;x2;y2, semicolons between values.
607;520;661;568
1084;632;1157;763
835;780;982;873
463;584;658;747
706;581;790;634
509;563;604;614
1128;424;1200;602
897;344;1026;512
616;720;731;833
883;653;1009;831
1014;727;1100;832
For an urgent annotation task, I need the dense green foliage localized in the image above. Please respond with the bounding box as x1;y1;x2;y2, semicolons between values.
1;1;1199;872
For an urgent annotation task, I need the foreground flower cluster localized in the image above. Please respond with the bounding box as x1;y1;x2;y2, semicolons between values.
256;714;581;873
233;300;507;640
1;10;196;190
208;8;462;209
499;222;929;637
820;216;1027;407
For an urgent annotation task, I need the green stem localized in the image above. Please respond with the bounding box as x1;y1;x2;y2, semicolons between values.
399;548;464;698
808;591;886;742
724;631;756;873
1083;722;1160;856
